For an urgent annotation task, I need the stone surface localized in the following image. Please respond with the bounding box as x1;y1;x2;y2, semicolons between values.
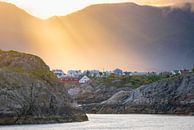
82;74;194;115
0;50;88;125
67;82;132;105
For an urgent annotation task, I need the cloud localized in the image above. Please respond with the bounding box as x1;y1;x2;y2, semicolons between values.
133;0;194;13
174;2;194;11
136;0;194;5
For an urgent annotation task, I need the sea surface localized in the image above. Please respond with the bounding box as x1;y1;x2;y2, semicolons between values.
1;114;194;130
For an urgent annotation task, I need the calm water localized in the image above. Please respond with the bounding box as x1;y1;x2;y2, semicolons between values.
1;114;194;130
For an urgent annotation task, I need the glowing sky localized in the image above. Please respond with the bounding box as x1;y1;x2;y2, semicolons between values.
0;0;193;19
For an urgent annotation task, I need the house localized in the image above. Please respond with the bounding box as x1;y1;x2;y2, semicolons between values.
52;69;66;78
83;70;90;76
102;71;111;77
180;69;190;75
79;76;90;84
146;72;157;76
67;70;82;77
60;77;80;84
159;71;172;77
123;71;131;76
83;70;102;77
171;70;181;75
89;70;101;77
113;68;123;76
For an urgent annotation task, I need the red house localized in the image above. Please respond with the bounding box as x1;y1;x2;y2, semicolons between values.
60;77;80;84
180;69;190;75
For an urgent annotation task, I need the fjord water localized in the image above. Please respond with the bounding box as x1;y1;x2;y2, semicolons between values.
1;114;194;130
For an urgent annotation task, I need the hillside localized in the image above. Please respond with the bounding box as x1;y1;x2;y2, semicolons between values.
49;3;194;71
0;2;42;53
0;2;194;71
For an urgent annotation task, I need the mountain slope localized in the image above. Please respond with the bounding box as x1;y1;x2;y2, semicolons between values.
0;2;194;71
0;2;42;52
50;3;194;71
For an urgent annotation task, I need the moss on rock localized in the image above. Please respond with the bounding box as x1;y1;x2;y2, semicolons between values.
0;50;88;125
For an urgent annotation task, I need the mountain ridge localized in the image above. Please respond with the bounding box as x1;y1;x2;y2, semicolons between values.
0;2;194;71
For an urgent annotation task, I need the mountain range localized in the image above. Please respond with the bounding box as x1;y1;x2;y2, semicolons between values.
0;2;194;71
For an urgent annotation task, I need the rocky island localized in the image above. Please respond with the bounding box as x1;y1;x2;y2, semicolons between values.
0;50;88;125
84;74;194;115
67;74;194;115
0;49;193;126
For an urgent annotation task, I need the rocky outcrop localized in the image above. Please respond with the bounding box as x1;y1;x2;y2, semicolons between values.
83;74;194;115
0;50;88;125
67;82;132;105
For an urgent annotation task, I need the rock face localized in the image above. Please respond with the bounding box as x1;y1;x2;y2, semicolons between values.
67;81;132;105
0;50;88;125
83;74;194;115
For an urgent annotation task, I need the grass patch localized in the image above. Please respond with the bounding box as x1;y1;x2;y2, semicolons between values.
90;74;174;89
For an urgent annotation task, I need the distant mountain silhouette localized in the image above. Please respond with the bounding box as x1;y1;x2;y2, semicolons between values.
0;2;194;71
0;2;42;52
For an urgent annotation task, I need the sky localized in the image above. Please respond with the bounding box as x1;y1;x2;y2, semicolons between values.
0;0;194;19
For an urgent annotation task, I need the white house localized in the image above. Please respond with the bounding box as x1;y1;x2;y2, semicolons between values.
89;70;101;77
171;70;181;75
52;69;66;78
67;70;82;77
83;70;101;77
79;76;90;84
113;68;123;76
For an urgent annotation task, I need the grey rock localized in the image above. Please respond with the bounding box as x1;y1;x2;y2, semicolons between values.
83;74;194;115
0;50;88;125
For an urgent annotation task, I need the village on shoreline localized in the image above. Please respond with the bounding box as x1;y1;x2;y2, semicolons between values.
52;68;194;85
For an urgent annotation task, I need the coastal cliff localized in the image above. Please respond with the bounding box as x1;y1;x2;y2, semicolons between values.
82;74;194;115
68;74;194;115
0;50;88;125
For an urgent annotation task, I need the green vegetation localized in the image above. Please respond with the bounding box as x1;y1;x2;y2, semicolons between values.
122;75;170;89
91;74;171;89
0;50;58;84
192;68;194;73
2;66;58;82
1;66;25;73
32;70;59;85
